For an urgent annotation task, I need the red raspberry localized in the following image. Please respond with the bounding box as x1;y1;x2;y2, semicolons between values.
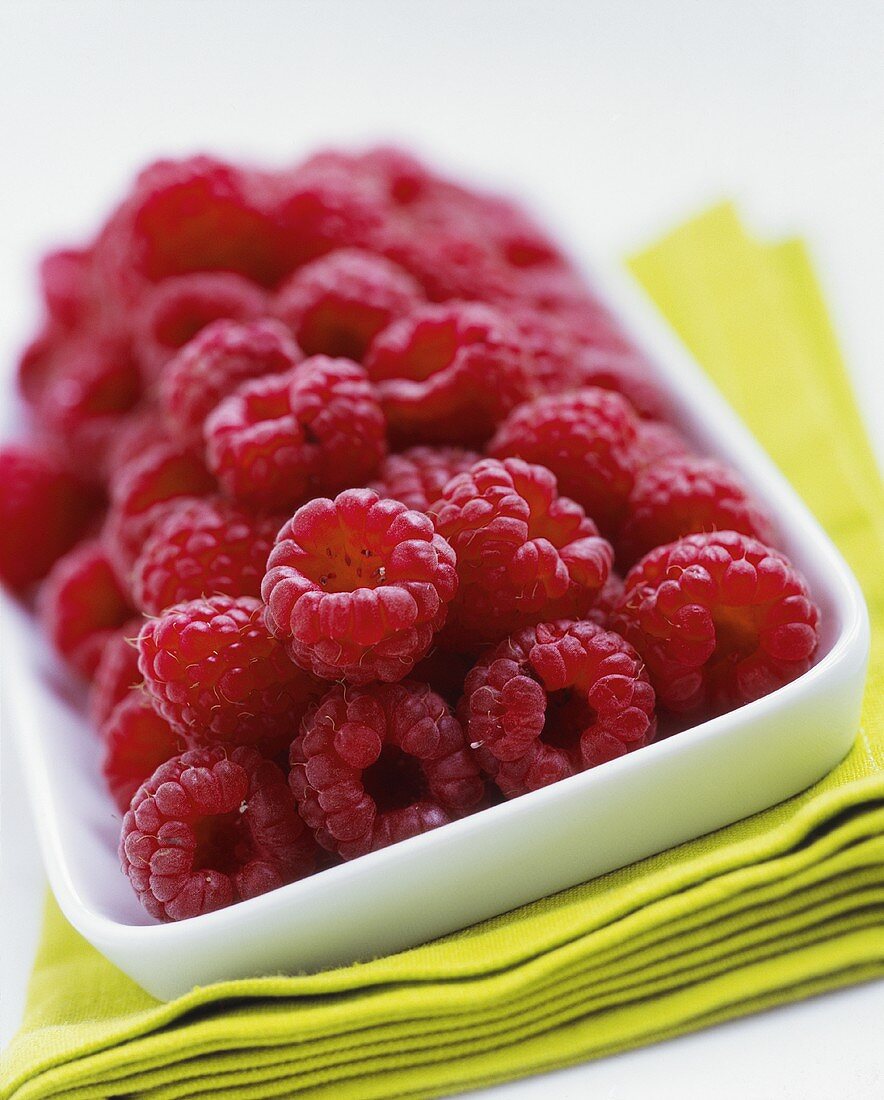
38;334;142;482
38;247;96;329
205;357;385;511
159;318;301;449
370;446;481;512
632;419;692;470
460;620;656;798
263;489;458;683
429;458;613;649
290;680;484;860
101;694;183;812
489;387;639;536
104;408;172;474
88;617;144;729
0;445;101;591
17;322;66;405
120;745;317;920
138;595;320;754
40;539;134;679
364;302;533;446
273;248;422;361
566;349;668;420
135;272;268;383
132;497;283;615
611;531;821;716
617;456;774;568
104;442;216;583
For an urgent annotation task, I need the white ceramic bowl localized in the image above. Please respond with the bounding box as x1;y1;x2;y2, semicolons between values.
1;264;869;1001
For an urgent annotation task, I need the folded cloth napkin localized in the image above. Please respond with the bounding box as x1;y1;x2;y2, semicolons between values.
2;203;882;1100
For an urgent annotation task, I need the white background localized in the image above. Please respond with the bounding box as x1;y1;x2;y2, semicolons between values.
1;2;882;1096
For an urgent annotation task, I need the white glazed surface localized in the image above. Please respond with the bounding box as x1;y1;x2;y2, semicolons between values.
1;266;870;1001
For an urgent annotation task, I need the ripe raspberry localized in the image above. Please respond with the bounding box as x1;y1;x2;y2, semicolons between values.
88;616;144;729
204;357;385;510
611;531;820;716
104;442;216;582
566;349;668;420
460;619;656;798
290;680;484;860
39;247;95;329
101;694;183;812
489;388;639;536
632;420;692;470
0;445;101;591
38;333;142;482
104;408;172;474
617;456;774;568
370;446;481;512
263;489;458;683
429;458;612;649
17;321;66;405
132;497;283;615
135;272;269;383
159;318;301;449
40;539;134;679
364;301;533;446
120;745;317;920
273;248;422;361
138;595;320;754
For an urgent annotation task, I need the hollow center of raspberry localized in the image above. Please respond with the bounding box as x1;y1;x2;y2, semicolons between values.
302;303;375;361
712;606;764;663
541;688;597;751
362;746;428;812
192;811;244;875
306;541;386;592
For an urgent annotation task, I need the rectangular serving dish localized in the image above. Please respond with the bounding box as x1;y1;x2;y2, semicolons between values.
2;261;870;1002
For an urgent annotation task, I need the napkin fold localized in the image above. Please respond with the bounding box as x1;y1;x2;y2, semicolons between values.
3;203;883;1100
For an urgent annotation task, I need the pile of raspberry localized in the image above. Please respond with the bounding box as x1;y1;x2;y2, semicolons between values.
0;148;821;922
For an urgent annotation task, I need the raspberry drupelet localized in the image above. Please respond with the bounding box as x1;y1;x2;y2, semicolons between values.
616;455;774;569
429;458;613;649
460;619;656;798
120;745;318;920
263;489;458;683
369;446;481;513
204;356;386;511
0;444;102;591
88;616;144;729
611;531;820;716
101;694;183;812
40;539;135;679
160;318;302;449
273;247;423;361
137;595;322;755
363;301;534;447
290;680;484;860
489;387;639;537
631;419;693;471
132;496;284;616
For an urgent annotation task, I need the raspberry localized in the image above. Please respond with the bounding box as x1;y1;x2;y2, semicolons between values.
120;745;317;921
205;357;385;510
40;539;134;679
38;333;142;482
632;420;692;470
489;387;639;536
39;247;96;329
273;248;422;361
138;595;321;754
263;489;458;683
101;694;183;812
88;617;144;729
460;620;656;798
364;302;533;446
429;458;613;648
290;680;484;860
0;445;101;591
132;497;283;615
567;349;668;420
135;272;268;383
617;456;774;568
105;442;216;583
159;318;301;449
17;322;66;405
370;446;481;512
104;408;172;473
611;531;821;716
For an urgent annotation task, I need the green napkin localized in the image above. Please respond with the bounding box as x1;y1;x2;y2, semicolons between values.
3;203;883;1100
